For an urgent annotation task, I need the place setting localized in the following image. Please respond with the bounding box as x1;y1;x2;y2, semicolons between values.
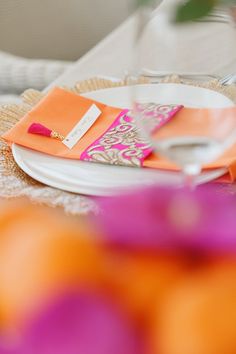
0;77;235;198
2;0;236;205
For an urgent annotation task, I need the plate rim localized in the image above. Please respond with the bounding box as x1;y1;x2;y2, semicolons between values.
12;144;228;196
82;83;234;107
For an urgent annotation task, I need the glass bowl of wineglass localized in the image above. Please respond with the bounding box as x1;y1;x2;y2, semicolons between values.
131;0;236;187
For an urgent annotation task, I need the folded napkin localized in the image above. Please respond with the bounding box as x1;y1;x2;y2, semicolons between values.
3;87;236;182
2;87;181;167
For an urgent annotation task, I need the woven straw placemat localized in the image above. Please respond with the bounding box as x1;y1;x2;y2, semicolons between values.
1;76;236;215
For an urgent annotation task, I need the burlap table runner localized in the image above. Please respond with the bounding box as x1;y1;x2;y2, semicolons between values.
1;76;236;215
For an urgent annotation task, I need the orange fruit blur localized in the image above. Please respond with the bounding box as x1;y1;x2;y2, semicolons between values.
153;258;236;354
103;250;185;322
0;198;187;337
0;199;106;332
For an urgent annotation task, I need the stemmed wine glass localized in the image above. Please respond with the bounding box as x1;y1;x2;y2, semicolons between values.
132;0;236;188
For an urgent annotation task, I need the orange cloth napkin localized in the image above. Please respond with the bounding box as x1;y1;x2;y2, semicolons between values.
3;87;236;182
3;88;123;159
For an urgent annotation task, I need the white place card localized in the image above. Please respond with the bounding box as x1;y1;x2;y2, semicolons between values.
62;104;102;149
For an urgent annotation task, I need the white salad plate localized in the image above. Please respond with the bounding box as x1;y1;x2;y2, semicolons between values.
12;84;233;196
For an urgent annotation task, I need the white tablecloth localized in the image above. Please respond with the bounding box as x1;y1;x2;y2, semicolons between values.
49;3;236;89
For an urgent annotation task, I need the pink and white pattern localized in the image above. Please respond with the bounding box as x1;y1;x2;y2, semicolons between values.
80;104;183;167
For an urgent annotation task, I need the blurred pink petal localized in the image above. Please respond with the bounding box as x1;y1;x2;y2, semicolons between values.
96;186;236;253
0;292;142;354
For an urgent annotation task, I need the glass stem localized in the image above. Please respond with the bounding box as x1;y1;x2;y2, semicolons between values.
182;164;201;190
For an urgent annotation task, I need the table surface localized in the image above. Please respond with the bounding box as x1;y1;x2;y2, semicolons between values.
48;1;236;89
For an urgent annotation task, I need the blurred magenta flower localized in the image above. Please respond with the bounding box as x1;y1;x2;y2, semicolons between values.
96;186;236;253
0;292;142;354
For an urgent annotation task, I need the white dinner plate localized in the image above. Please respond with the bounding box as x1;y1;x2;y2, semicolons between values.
12;84;233;196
